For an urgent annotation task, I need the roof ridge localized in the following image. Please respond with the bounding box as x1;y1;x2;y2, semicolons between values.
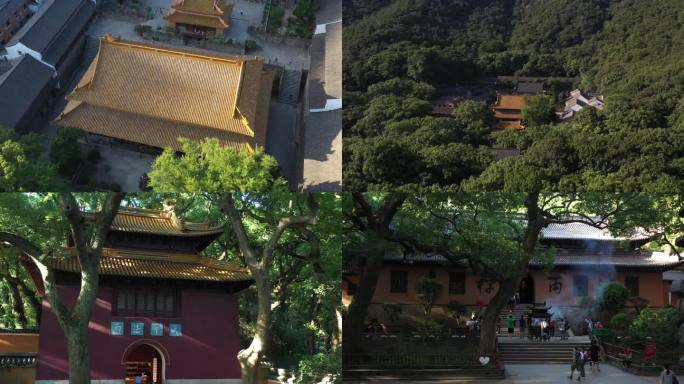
101;35;248;65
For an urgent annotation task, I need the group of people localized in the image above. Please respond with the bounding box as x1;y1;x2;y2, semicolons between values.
497;312;569;341
568;342;601;381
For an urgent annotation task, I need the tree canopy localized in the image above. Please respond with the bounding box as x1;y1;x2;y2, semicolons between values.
343;0;684;191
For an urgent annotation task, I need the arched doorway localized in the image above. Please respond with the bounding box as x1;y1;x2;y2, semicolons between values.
518;275;535;304
124;344;164;384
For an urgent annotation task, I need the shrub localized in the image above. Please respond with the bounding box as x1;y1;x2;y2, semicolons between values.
599;282;630;314
382;303;402;324
628;306;682;349
414;317;444;337
297;350;341;383
415;277;443;317
445;300;468;325
245;39;258;52
609;313;630;336
50;127;85;178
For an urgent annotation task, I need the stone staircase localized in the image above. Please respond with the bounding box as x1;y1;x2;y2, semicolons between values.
498;341;590;364
278;69;303;105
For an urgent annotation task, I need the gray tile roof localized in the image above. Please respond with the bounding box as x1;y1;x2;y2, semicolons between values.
0;0;26;26
517;82;544;94
8;0;95;65
0;54;54;128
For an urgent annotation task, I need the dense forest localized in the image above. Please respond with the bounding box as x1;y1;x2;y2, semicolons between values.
343;0;684;191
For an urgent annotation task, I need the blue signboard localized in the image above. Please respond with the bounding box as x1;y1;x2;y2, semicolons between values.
131;321;145;336
151;323;164;337
110;321;124;336
169;323;182;337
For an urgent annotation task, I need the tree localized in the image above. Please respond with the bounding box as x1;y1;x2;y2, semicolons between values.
220;192;321;383
0;127;62;191
147;138;284;192
598;282;630;314
0;192;123;383
522;94;557;127
342;193;406;353
344;193;684;354
415;277;442;317
50;127;100;184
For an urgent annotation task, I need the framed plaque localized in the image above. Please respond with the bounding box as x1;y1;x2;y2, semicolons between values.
110;321;124;336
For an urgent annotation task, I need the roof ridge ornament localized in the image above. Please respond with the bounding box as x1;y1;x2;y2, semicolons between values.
161;199;185;231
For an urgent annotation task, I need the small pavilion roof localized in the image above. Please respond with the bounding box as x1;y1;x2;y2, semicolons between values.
493;94;526;111
104;207;225;237
165;0;232;30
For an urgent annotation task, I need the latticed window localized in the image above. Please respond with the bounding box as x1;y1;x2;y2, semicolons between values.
573;275;588;297
625;276;640;297
449;271;466;294
390;270;408;293
114;287;179;317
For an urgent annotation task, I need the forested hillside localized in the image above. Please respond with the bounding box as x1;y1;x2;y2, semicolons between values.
343;0;684;191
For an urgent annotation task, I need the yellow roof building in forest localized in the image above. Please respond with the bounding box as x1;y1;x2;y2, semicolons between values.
164;0;233;33
55;35;275;152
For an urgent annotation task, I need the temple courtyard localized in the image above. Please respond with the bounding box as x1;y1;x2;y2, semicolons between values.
345;364;662;383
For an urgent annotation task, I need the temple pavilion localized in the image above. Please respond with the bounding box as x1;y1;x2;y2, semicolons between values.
164;0;233;35
23;201;252;383
164;0;233;34
55;35;275;152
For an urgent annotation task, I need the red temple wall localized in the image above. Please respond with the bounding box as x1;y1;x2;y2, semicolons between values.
35;284;241;381
355;265;669;308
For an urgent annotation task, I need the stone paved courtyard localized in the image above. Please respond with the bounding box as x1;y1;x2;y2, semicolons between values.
345;364;664;383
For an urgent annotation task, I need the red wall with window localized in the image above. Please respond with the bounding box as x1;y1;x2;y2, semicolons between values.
35;283;241;381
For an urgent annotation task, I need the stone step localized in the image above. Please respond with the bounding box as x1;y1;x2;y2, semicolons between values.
278;69;302;104
343;367;506;380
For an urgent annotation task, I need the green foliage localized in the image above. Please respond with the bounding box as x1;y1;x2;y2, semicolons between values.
297;350;341;383
382;303;402;323
244;39;258;52
267;5;284;32
609;313;630;336
287;0;317;38
415;277;442;317
0;127;62;191
522;94;557;126
414;317;444;336
628;307;682;349
598;282;629;314
343;0;684;191
50;128;90;180
445;300;468;324
147;138;285;192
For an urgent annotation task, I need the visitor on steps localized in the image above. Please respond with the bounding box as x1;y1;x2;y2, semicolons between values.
590;341;600;373
550;318;556;337
519;314;526;339
506;313;515;335
497;316;502;334
585;318;593;337
569;347;582;381
660;365;678;384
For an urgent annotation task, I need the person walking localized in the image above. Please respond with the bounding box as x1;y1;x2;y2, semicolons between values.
623;346;633;369
550;318;556;337
660;365;677;384
506;313;516;336
579;347;587;379
496;315;502;334
569;347;582;381
590;341;600;373
519;314;526;339
585;318;593;337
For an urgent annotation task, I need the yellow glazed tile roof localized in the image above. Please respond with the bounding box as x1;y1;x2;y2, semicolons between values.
56;35;273;151
109;208;225;236
57;101;254;151
46;248;252;282
171;0;225;16
166;11;228;30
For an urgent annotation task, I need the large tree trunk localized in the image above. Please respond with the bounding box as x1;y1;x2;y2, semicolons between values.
65;323;91;384
238;273;271;384
343;243;385;354
479;277;522;354
16;279;41;324
332;308;342;351
6;278;28;328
